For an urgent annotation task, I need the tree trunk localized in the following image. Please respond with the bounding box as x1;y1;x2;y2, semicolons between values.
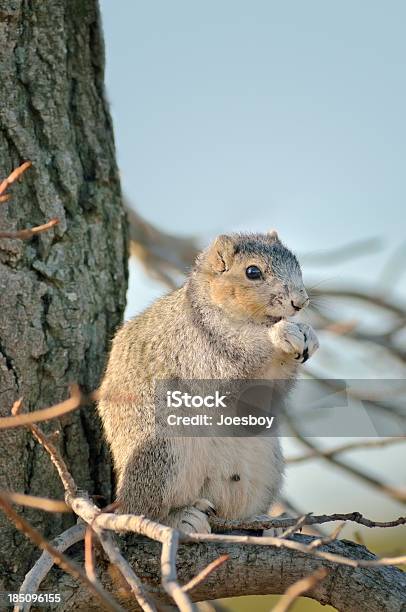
43;535;406;612
0;0;127;591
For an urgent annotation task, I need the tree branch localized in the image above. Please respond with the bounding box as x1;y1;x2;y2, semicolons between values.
18;524;86;608
0;161;32;202
58;534;406;612
286;436;406;464
0;495;122;612
1;386;82;430
5;392;405;611
211;511;405;532
0;218;59;240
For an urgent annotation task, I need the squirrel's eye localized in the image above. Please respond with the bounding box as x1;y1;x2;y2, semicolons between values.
246;265;262;280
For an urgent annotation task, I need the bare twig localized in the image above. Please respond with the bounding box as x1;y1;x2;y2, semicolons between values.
322;319;358;335
84;511;406;568
18;524;86;610
279;514;310;538
272;568;329;612
7;385;406;610
126;205;199;288
300;236;383;265
277;497;324;536
0;218;59;240
307;522;346;549
285;414;406;504
182;531;406;568
96;527;157;612
310;287;406;318
30;426;77;497
286;437;406;464
211;511;406;532
16;404;157;612
11;397;77;497
0;491;70;513
0;494;123;612
0;161;32;202
182;555;229;593
1;385;82;429
85;527;97;583
161;529;194;611
12;462;406;608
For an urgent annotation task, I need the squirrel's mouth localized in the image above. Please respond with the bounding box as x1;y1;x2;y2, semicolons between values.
266;315;282;325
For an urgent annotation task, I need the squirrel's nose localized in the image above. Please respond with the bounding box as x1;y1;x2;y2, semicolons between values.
291;290;309;311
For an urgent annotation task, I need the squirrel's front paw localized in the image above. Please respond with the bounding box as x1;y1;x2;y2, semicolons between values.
176;498;215;534
269;321;319;363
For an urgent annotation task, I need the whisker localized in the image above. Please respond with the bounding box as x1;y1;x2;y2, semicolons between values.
305;276;340;292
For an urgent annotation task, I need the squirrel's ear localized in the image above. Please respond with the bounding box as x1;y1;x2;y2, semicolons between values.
267;229;280;242
205;234;235;273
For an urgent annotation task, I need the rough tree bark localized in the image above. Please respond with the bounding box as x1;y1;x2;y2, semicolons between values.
47;535;406;612
0;0;127;592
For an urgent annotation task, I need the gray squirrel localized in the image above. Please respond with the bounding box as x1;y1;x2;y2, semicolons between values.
97;231;319;533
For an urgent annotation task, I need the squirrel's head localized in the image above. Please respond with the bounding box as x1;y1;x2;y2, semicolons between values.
194;231;309;324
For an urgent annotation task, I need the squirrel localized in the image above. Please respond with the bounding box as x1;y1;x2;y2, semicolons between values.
97;231;319;533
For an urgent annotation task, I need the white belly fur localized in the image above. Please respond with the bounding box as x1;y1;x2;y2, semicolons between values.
169;435;283;519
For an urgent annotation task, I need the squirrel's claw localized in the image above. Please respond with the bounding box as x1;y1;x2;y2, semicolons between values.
194;498;217;517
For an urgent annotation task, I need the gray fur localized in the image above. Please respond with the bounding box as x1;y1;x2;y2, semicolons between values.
97;232;319;532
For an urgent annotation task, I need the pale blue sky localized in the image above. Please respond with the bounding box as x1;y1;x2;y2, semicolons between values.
100;0;406;317
101;0;405;254
99;1;405;528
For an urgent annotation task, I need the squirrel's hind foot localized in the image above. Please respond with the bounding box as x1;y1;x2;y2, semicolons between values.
167;498;215;534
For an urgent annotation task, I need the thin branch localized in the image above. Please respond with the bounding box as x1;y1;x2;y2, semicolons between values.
285;413;406;504
11;398;77;497
286;437;406;464
379;240;406;289
85;527;97;583
322;319;358;335
0;161;32;201
88;511;406;569
17;407;157;612
67;498;158;612
307;523;346;549
301;372;406;422
1;385;82;429
18;524;86;610
310;287;406;318
95;527;157;612
29;426;77;497
272;568;329;612
182;531;406;568
0;218;59;240
0;494;123;612
14;477;406;607
277;498;324;536
10;390;406;610
0;491;70;513
300;236;383;265
211;512;406;532
25;507;392;605
279;514;310;538
119;534;406;609
182;555;229;593
161;529;194;611
126;205;199;287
